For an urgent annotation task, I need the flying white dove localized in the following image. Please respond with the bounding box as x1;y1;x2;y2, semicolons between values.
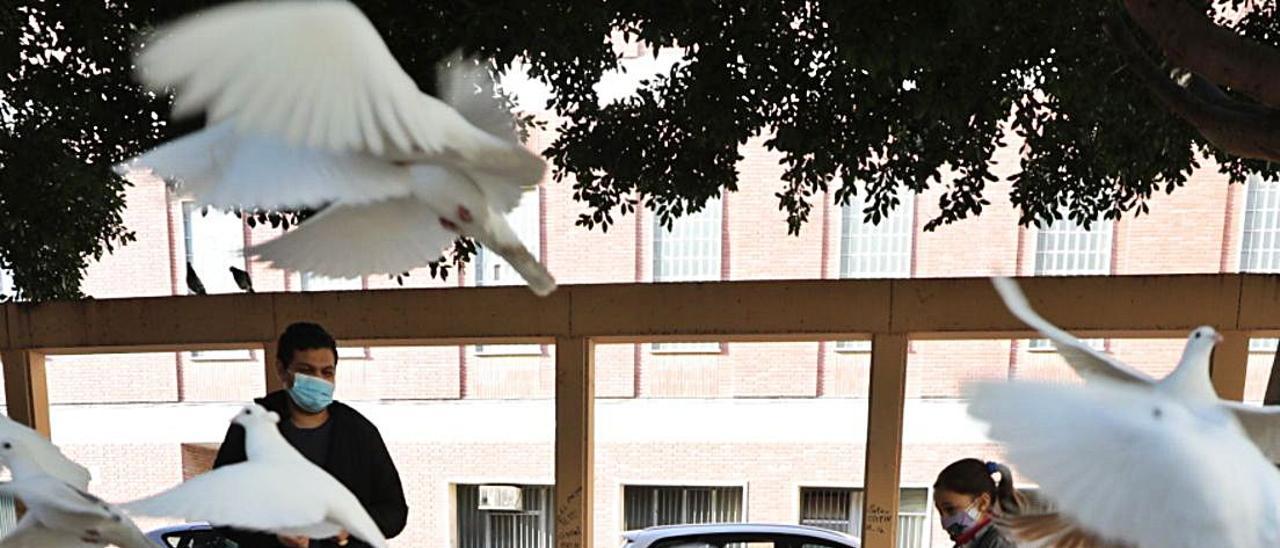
0;414;91;490
0;438;154;548
992;276;1280;461
969;378;1280;547
126;0;556;295
124;404;387;548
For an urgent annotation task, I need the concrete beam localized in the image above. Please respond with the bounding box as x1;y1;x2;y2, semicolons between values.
5;275;1275;352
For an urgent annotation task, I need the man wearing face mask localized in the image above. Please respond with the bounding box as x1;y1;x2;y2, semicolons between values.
932;458;1018;548
211;322;408;548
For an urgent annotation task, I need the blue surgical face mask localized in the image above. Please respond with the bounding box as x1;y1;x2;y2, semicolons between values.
287;373;334;413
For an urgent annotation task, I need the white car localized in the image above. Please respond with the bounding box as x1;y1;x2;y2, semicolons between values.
623;523;860;547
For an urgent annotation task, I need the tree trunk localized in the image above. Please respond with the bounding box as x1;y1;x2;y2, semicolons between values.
1124;0;1280;109
1106;14;1280;163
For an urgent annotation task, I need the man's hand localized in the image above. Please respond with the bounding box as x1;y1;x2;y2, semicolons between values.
277;534;309;548
336;530;350;546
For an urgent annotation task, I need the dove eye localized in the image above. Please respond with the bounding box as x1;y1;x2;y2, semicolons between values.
2;442;12;450
243;410;251;415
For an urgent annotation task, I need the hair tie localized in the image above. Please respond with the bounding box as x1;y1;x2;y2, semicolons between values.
986;461;1000;474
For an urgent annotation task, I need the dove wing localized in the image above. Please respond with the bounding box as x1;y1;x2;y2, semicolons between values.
1221;401;1280;464
436;54;545;211
124;463;327;533
969;380;1280;547
135;0;533;177
0;516;102;548
0;418;91;490
992;277;1155;385
128;123;414;210
247;197;456;278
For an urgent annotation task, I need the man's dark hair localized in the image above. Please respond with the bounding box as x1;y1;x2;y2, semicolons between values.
276;322;339;366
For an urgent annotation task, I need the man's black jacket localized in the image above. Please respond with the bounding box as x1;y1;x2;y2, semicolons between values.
211;391;409;547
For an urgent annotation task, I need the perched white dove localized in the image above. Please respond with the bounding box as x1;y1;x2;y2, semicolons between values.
0;437;154;548
969;378;1280;547
126;0;556;295
124;404;387;548
992;276;1280;461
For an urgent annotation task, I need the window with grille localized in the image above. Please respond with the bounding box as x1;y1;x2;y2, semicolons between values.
0;495;14;538
652;198;724;353
475;190;544;356
299;274;368;359
182;202;253;361
1242;176;1280;352
623;485;743;530
835;191;914;352
1028;215;1112;351
799;487;929;548
456;484;554;548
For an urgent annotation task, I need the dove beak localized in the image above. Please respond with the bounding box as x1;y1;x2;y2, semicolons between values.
1214;333;1224;343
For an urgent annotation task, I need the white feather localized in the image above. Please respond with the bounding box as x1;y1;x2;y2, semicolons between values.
969;379;1280;548
248;198;455;278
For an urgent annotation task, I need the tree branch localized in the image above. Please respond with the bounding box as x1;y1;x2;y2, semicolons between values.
1123;0;1280;109
1106;13;1280;162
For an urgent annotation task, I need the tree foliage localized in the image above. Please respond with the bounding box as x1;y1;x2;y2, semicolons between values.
3;0;1278;300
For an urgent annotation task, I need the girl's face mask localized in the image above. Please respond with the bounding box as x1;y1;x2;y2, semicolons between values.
940;500;983;540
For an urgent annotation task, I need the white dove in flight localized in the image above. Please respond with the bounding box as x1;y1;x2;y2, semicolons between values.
992;276;1280;462
127;1;555;295
0;437;154;548
970;377;1280;548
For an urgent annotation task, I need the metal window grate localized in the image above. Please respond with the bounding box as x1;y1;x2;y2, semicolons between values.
1033;216;1111;276
653;198;723;352
456;484;554;548
654;198;723;283
1031;214;1111;349
799;487;928;548
1242;175;1280;273
623;485;743;530
836;191;913;350
0;495;14;537
1241;177;1280;353
840;191;914;279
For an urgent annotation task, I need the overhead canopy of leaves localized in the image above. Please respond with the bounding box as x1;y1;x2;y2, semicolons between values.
3;0;1278;301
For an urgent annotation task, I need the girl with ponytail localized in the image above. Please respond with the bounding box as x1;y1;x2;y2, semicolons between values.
932;458;1019;548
